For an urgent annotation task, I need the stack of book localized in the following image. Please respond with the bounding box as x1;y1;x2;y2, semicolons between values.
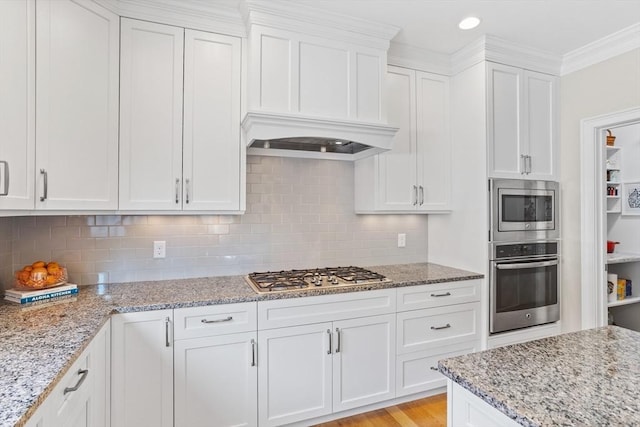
4;283;78;306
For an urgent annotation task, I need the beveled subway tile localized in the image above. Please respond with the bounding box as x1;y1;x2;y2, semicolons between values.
67;216;95;226
67;237;96;250
109;226;127;237
109;248;139;262
81;226;108;238
121;215;148;225
95;238;122;250
50;249;82;263
95;215;122;226
208;224;230;235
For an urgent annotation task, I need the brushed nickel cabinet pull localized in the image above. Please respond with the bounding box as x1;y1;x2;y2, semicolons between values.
327;329;332;355
419;185;424;206
165;317;171;347
430;366;438;371
413;185;418;206
430;323;451;330
430;292;451;297
520;155;527;175
0;161;9;196
185;178;190;204
251;339;256;367
64;369;89;395
40;169;48;201
201;316;233;324
335;328;341;353
175;178;180;204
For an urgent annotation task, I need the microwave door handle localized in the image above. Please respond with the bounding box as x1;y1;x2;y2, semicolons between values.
496;259;558;270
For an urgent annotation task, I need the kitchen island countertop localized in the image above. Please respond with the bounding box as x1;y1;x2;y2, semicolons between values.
438;325;640;426
0;262;481;427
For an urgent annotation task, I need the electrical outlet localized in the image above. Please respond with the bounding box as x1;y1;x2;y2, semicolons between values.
397;233;406;248
153;241;166;258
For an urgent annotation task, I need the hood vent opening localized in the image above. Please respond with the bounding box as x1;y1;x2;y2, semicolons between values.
252;138;369;154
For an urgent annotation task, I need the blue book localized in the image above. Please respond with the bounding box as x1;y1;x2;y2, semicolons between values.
5;284;78;304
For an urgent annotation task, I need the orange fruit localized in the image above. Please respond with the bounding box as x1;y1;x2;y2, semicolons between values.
31;261;46;268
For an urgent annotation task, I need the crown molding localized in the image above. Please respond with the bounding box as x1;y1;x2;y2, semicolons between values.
451;35;562;76
93;0;246;36
387;42;451;76
561;23;640;76
241;0;399;50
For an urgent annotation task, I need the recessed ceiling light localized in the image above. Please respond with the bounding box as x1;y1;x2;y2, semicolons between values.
459;16;480;30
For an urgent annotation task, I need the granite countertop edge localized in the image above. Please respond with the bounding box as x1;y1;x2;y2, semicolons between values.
3;262;482;427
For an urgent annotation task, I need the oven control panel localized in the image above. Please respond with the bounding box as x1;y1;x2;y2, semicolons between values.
494;242;558;259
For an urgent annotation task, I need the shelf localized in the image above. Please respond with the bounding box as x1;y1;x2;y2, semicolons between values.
607;195;621;199
607;252;640;264
606;146;621;151
608;295;640;308
606;181;621;185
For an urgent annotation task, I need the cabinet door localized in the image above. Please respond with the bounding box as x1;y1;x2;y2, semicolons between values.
35;0;119;210
111;310;173;427
524;70;558;180
119;19;184;210
175;332;257;427
90;322;111;427
258;323;333;426
0;0;35;210
416;71;451;211
376;66;418;210
183;30;243;211
487;63;524;178
332;314;396;412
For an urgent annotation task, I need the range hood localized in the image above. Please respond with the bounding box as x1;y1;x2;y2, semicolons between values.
242;111;398;161
242;0;399;161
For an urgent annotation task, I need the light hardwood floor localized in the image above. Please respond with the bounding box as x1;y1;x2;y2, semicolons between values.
314;394;447;427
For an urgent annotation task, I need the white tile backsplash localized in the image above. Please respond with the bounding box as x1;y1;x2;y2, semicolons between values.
0;156;428;288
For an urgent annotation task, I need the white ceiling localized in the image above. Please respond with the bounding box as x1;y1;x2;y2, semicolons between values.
288;0;640;56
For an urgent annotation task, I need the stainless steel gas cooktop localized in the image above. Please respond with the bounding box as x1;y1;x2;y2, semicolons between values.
246;266;391;293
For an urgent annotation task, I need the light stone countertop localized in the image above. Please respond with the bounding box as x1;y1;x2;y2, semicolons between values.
438;326;640;426
0;262;481;427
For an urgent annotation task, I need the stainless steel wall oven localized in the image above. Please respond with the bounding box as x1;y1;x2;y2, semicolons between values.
489;241;560;334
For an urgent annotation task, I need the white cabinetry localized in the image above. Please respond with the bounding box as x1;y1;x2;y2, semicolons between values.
257;290;396;426
111;310;173;427
35;0;119;210
174;303;258;427
487;62;558;180
395;280;481;397
120;19;243;212
0;0;35;210
1;0;118;211
25;321;110;427
355;66;450;213
448;381;519;427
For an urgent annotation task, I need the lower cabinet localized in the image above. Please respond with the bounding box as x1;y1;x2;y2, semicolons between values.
111;310;174;427
173;302;258;427
25;321;110;427
257;290;397;426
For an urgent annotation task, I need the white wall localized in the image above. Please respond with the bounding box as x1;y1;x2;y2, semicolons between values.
1;155;429;289
561;48;640;332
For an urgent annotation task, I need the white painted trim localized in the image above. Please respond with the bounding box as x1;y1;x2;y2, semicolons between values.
562;23;640;76
241;0;399;50
93;0;246;36
451;35;562;76
387;42;451;76
580;107;640;330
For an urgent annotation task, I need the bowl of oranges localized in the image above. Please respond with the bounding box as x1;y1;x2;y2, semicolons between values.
14;261;67;291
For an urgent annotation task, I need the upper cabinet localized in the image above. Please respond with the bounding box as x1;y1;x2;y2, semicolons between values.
354;66;451;213
0;0;118;211
36;0;119;210
487;62;558;181
0;0;35;210
119;19;243;212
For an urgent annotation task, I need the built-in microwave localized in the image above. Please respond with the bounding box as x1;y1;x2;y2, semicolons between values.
490;179;559;242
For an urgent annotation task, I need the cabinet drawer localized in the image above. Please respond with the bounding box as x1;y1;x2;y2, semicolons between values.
396;341;479;397
258;289;395;330
397;302;480;354
49;348;92;422
396;279;481;312
174;302;257;340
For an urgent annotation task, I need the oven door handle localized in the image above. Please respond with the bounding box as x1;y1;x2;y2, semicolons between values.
496;259;558;270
